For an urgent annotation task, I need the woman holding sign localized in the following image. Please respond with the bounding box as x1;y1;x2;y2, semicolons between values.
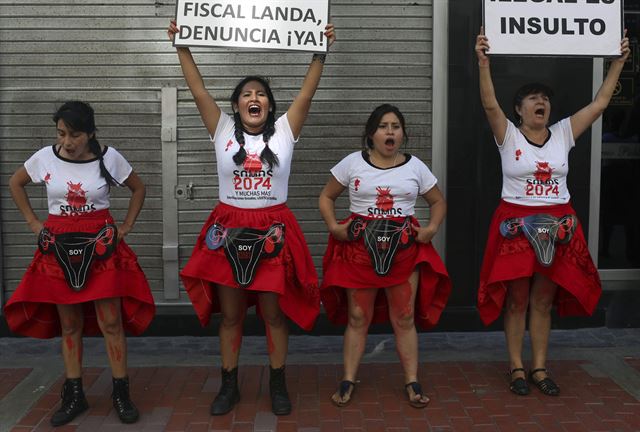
168;20;335;416
475;28;629;396
5;101;154;425
319;104;451;408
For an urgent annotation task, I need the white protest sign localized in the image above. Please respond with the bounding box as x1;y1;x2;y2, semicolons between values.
174;0;330;52
483;0;623;56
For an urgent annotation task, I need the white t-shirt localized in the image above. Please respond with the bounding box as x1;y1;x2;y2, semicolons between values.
498;118;574;206
212;111;296;208
24;145;132;216
331;151;438;218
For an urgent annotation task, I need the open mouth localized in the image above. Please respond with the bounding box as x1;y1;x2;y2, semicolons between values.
385;138;395;147
535;108;545;117
248;104;261;117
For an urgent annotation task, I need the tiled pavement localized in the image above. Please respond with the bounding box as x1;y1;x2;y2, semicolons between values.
1;329;640;431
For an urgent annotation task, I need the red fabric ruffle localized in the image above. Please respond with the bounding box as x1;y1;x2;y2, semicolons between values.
4;209;156;338
477;200;601;325
180;203;320;330
320;215;452;329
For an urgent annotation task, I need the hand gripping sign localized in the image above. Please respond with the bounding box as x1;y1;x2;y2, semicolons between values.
38;225;118;291
205;223;285;287
173;0;330;53
483;0;623;56
499;214;577;266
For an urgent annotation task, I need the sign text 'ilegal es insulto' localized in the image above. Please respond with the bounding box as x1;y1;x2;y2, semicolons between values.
173;0;330;52
484;0;623;56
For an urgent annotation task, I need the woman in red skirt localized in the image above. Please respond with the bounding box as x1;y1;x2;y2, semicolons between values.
167;21;335;416
5;101;155;425
475;28;630;396
319;104;451;408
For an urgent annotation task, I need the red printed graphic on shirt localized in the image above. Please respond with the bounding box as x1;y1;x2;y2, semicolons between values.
225;139;234;152
44;173;51;184
367;186;404;217
375;187;394;210
515;149;522;161
354;178;361;192
526;161;559;198
534;161;553;182
232;152;274;197
243;152;262;173
60;181;96;216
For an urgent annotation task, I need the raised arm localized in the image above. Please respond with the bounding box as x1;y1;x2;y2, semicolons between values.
287;24;336;139
9;167;43;236
570;32;631;140
476;27;508;144
318;175;349;241
117;171;146;242
168;20;221;136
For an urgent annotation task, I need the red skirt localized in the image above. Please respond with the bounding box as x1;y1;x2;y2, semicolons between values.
180;202;320;331
320;216;451;329
3;210;155;339
477;200;601;325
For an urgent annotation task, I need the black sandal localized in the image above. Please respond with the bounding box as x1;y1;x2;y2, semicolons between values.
529;368;559;396
405;382;429;408
508;367;530;396
330;380;355;407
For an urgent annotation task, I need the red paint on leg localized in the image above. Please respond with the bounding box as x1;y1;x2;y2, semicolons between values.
109;302;118;319
97;306;105;323
65;336;74;351
388;282;413;319
351;289;374;322
265;325;275;354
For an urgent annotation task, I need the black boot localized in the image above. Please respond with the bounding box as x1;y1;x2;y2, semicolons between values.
210;367;240;415
50;377;89;427
111;376;139;424
269;365;291;416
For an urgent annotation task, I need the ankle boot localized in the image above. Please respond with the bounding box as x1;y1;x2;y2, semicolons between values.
50;377;89;426
112;376;139;424
210;367;240;415
269;365;291;415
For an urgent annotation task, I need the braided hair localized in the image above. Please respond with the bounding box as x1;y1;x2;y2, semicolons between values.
230;76;279;169
53;101;120;187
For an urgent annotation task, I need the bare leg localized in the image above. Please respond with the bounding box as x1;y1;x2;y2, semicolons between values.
257;292;288;368
217;285;248;370
504;277;530;381
385;271;427;405
330;287;377;405
95;298;127;378
529;273;557;381
57;304;84;378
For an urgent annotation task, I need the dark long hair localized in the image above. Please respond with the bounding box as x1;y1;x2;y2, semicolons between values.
362;104;408;149
230;76;279;169
512;83;554;125
53;101;119;187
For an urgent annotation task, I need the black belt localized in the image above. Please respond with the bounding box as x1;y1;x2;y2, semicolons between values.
205;223;285;287
348;217;414;276
499;214;577;266
38;224;118;291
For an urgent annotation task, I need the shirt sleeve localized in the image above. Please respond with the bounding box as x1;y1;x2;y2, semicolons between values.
276;113;298;145
23;147;48;184
330;154;353;187
496;119;516;151
415;158;438;195
211;111;235;144
103;148;133;186
558;117;575;152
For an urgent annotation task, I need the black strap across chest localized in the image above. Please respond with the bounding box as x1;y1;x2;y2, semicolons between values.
205;223;285;287
38;224;118;291
348;217;414;276
499;214;576;266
